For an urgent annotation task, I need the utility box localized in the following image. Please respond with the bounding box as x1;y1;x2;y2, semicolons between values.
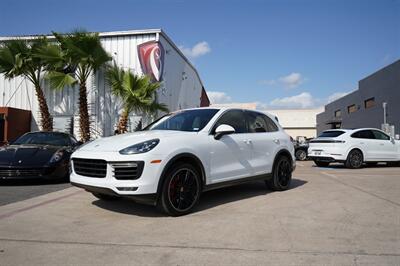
0;107;31;145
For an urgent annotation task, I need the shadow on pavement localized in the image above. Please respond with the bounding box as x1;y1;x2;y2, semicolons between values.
0;178;69;186
92;178;307;217
312;162;397;169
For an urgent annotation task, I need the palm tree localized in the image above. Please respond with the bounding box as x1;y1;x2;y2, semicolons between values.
106;64;169;133
39;30;111;142
0;38;53;131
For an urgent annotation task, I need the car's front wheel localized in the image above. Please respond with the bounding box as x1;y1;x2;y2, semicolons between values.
266;155;292;191
295;149;307;161
158;163;201;216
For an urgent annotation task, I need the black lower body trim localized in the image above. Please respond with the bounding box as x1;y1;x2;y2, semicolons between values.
203;173;272;192
71;182;157;206
308;156;337;162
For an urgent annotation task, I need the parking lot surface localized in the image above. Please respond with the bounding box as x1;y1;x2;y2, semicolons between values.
0;179;71;206
0;161;399;265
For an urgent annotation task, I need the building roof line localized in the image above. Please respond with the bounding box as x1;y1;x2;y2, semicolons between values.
0;28;206;90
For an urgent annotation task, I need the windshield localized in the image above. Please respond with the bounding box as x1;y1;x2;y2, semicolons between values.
146;109;219;132
13;132;72;146
318;130;345;138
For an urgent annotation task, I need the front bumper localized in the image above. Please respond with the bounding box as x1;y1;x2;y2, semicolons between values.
71;182;157;205
0;163;68;180
70;150;165;196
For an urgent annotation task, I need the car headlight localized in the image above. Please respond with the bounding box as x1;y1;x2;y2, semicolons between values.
50;150;64;163
119;139;160;155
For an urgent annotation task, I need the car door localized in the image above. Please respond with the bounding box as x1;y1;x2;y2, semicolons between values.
351;130;380;160
245;111;278;175
209;110;254;183
371;130;397;160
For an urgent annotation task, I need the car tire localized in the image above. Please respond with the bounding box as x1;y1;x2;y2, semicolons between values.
92;192;119;201
158;163;201;216
345;149;364;169
314;161;330;167
295;149;307;161
266;155;292;191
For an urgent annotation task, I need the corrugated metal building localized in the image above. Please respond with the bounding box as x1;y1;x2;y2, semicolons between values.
0;29;209;138
316;60;400;136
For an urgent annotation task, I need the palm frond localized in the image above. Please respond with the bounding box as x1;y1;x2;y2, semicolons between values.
46;71;77;89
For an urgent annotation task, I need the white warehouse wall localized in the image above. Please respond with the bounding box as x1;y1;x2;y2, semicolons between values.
0;29;204;139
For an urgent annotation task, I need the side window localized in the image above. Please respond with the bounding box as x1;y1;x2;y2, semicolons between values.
372;130;390;140
70;137;78;146
263;114;279;132
213;110;247;133
351;130;375;139
246;111;268;133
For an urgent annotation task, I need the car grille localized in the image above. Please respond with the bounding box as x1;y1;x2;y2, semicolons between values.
0;167;43;177
73;158;107;178
111;161;144;180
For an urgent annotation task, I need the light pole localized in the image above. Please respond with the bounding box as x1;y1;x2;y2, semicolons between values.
383;102;387;125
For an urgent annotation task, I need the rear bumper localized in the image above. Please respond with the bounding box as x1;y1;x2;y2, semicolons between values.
308;156;339;163
71;182;157;205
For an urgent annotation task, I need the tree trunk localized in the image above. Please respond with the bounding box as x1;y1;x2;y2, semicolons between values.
34;86;53;131
117;109;129;134
79;82;90;142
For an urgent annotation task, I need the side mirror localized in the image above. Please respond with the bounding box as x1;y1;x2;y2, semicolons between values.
214;124;235;140
395;134;400;140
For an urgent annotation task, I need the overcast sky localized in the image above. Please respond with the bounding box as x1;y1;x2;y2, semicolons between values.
1;0;399;109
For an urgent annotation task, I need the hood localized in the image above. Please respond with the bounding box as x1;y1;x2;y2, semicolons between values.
78;130;195;152
0;145;62;167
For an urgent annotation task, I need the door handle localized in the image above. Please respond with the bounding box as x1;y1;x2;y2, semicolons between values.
380;143;384;146
243;139;252;144
273;139;280;144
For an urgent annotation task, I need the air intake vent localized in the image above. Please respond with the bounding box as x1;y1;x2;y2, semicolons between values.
111;161;144;180
73;158;107;178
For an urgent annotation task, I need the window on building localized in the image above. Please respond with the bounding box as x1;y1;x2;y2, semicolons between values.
347;104;357;114
364;97;375;109
334;109;341;117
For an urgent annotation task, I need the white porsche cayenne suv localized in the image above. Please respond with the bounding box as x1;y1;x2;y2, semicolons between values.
308;128;400;169
70;108;295;216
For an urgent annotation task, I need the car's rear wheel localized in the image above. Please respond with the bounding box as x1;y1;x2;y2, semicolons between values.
92;192;119;201
314;161;330;167
295;149;307;161
266;155;292;191
345;149;363;169
158;163;201;216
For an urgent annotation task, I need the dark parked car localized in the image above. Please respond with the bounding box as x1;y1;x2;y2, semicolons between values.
0;131;80;180
294;137;313;161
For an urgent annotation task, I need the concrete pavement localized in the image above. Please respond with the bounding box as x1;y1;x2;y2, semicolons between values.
0;161;399;265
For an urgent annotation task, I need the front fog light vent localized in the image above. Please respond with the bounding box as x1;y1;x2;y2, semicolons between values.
116;187;138;191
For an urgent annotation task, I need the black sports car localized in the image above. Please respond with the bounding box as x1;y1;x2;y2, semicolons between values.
0;131;81;180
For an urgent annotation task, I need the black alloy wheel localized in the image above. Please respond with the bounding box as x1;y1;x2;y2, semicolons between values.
345;149;363;169
266;156;292;191
295;149;307;161
159;163;201;216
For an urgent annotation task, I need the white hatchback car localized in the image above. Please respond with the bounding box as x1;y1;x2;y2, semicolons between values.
70;108;295;216
308;128;400;169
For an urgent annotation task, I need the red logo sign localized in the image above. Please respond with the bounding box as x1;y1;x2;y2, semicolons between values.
137;41;165;82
